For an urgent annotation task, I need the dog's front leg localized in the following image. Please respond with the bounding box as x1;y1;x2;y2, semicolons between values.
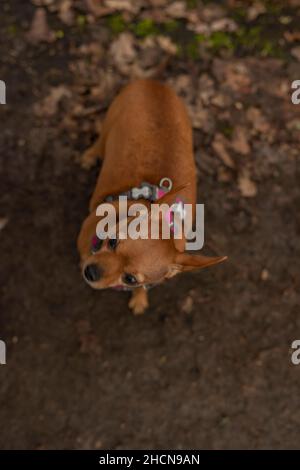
80;135;104;170
129;287;149;315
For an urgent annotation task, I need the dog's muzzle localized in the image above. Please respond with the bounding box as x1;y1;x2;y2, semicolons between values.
84;264;102;283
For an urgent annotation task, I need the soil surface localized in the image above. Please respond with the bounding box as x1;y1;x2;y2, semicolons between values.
1;0;300;449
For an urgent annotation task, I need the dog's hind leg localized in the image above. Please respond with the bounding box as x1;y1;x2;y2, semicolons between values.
80;135;105;170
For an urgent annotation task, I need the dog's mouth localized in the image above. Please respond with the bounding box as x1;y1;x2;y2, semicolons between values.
112;285;134;291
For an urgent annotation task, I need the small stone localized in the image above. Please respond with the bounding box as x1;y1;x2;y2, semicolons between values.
0;218;8;232
181;295;194;314
261;269;269;281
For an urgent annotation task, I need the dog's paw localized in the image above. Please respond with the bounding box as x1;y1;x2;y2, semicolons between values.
129;290;149;315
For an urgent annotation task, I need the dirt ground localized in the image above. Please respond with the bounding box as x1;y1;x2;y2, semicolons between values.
1;0;300;450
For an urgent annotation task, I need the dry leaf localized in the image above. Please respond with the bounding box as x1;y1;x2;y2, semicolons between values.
34;86;71;117
218;167;232;182
202;4;225;21
211;92;231;108
149;0;168;5
166;1;187;18
26;8;56;44
210;18;237;33
156;35;177;55
247;2;266;21
284;31;300;42
0;218;8;232
181;295;194;314
231;126;250;155
85;0;113;17
58;0;74;25
104;0;140;13
238;170;257;197
212;133;235;169
168;74;193;101
291;46;300;61
109;32;136;74
246;107;270;134
189;106;214;133
224;63;252;93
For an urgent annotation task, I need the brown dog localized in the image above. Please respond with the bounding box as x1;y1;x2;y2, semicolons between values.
77;79;226;314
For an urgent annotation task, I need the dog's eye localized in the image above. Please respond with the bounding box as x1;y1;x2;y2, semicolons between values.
123;273;138;286
108;238;118;250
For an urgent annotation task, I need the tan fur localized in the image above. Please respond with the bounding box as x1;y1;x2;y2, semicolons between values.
77;80;226;314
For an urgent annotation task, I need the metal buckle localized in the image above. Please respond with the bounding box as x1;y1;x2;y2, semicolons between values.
159;177;172;191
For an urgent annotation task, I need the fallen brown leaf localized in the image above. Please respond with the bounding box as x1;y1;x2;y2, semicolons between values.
247;2;266;21
85;0;113;17
181;295;194;314
213;59;254;98
284;31;300;42
246;107;270;134
149;0;168;5
291;46;300;61
238;170;257;198
34;86;71;117
104;0;140;13
109;32;136;74
156;36;177;55
212;133;235;169
58;0;74;25
210;18;237;33
0;218;8;232
26;8;56;44
166;1;187;18
231;126;250;155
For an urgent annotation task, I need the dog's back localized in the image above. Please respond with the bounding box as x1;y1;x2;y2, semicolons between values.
90;79;197;210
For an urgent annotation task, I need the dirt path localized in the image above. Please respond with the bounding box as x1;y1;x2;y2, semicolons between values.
0;0;300;449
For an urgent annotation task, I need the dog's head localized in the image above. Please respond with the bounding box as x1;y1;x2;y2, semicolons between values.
77;197;227;291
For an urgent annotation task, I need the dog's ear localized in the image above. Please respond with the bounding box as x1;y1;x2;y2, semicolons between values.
166;253;227;278
173;236;186;253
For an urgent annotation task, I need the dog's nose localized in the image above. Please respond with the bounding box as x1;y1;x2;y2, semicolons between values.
84;264;101;282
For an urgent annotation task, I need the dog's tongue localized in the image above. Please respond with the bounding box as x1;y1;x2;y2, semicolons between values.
112;285;132;291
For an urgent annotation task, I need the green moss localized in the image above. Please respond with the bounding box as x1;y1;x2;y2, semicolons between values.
263;0;284;15
233;25;283;57
106;14;126;34
163;19;180;33
76;14;87;29
186;41;199;60
130;19;159;37
261;39;274;56
182;34;207;60
236;26;262;48
195;33;206;43
55;30;64;39
176;43;184;58
231;7;247;23
103;5;286;59
186;0;198;9
208;31;234;51
219;122;234;139
7;24;17;36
